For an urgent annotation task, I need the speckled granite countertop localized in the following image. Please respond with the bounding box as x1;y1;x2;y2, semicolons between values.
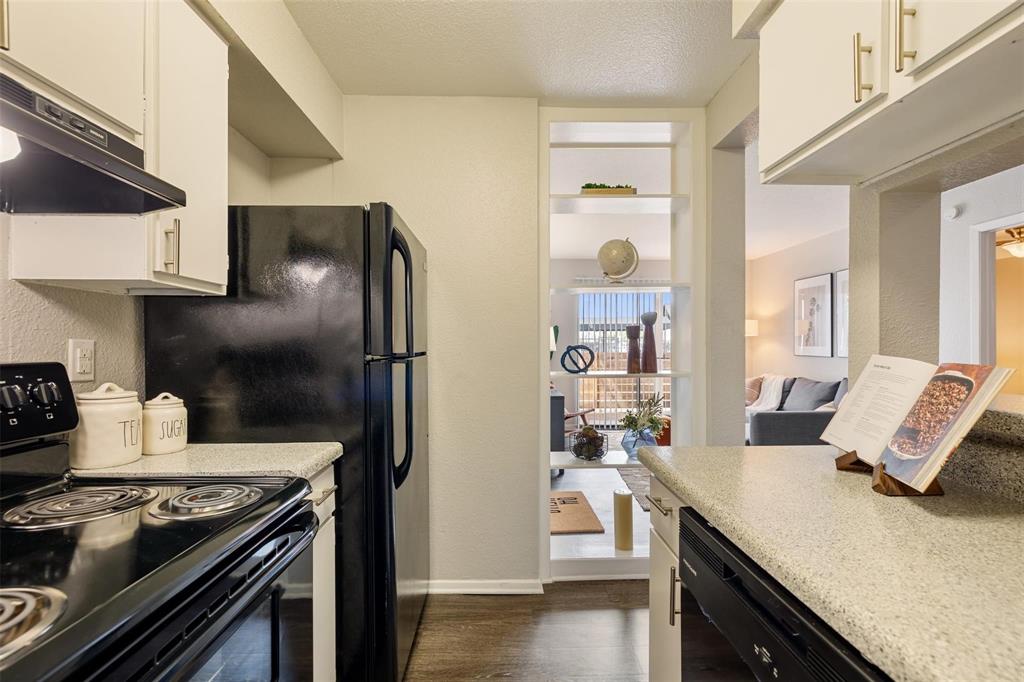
639;445;1024;682
74;443;342;481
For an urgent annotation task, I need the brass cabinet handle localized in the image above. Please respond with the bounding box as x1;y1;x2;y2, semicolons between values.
1;0;10;51
645;494;672;517
895;0;917;73
669;564;682;626
311;485;338;506
163;218;180;274
853;32;874;103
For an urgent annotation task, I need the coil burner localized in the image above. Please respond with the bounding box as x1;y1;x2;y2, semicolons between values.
150;484;263;521
2;487;158;530
0;587;67;665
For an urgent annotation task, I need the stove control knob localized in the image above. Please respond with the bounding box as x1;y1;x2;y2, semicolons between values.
0;385;29;410
32;381;62;405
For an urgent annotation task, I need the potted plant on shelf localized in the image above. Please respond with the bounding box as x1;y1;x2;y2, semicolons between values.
580;183;637;196
620;394;664;457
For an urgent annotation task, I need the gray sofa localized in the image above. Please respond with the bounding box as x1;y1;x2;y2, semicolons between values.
748;377;848;446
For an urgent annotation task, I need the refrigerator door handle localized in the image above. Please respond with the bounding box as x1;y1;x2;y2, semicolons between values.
392;357;415;489
390;229;415;357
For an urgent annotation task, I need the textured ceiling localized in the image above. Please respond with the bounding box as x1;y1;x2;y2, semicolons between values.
284;0;754;106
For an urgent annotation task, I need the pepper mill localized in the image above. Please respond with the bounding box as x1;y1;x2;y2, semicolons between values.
640;311;658;373
626;324;641;374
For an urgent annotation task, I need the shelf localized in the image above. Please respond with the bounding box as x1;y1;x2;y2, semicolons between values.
549;194;689;215
550;142;674;149
550;451;647;470
550;370;690;379
550;282;691;294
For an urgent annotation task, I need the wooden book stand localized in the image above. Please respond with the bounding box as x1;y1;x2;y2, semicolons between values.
834;449;944;497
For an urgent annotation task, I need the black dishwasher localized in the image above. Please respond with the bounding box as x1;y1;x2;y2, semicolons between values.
679;507;889;682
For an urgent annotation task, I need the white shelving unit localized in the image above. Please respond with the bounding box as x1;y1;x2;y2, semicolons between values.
550;370;690;379
549;193;689;215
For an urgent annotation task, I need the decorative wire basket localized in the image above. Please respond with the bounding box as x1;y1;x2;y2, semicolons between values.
570;430;608;461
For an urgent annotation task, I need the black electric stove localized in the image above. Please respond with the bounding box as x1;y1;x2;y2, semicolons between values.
0;363;316;681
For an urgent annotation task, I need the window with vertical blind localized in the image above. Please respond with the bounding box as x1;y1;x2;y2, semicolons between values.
576;291;672;427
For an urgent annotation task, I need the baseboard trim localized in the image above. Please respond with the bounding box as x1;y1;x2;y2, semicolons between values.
428;579;545;595
550;556;649;581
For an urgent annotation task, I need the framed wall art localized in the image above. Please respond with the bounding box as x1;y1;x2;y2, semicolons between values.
794;273;833;357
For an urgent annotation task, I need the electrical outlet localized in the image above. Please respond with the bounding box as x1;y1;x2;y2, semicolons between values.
67;339;95;382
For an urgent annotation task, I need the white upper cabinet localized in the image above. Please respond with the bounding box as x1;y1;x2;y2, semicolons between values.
151;0;228;287
2;0;145;133
758;0;887;173
758;0;1024;183
897;0;1024;75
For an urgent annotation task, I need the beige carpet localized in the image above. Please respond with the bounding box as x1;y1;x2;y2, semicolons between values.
549;491;605;535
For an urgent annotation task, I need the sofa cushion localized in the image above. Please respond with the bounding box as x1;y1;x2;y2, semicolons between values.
744;376;763;406
780;378;840;411
778;377;797;408
834;377;849;406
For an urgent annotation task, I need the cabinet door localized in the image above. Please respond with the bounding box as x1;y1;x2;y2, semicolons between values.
3;0;144;132
899;0;1023;74
313;515;337;682
153;0;228;287
649;530;681;682
759;0;887;173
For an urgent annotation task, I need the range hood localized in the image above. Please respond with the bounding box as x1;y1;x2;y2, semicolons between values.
0;74;185;214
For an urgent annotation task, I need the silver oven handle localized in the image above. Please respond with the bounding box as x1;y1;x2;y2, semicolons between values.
309;485;337;506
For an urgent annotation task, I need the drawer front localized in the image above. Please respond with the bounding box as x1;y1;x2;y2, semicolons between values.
307;466;337;526
649;476;684;549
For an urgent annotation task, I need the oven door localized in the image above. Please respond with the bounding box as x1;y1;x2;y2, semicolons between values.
177;528;316;682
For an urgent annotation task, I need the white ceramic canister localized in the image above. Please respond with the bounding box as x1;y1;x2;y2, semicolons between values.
142;392;188;455
70;383;143;469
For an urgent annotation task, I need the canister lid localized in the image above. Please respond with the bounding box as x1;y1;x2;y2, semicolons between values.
144;392;184;408
77;382;138;401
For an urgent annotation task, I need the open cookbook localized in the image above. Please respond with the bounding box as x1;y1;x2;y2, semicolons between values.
822;355;1014;492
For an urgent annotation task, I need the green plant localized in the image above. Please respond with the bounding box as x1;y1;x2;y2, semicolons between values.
620;394;664;435
581;183;634;189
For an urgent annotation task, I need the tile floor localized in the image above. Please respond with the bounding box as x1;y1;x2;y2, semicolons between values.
550;468;650;560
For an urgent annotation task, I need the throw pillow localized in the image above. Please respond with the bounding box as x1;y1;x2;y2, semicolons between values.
780;378;841;411
815;402;836;411
744;376;763;406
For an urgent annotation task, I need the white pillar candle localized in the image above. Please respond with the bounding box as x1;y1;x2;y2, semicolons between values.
614;489;633;551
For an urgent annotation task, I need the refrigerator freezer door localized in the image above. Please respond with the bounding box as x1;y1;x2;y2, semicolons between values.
390;355;429;678
368;203;428;357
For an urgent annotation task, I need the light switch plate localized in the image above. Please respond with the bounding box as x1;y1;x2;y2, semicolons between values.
67;339;95;382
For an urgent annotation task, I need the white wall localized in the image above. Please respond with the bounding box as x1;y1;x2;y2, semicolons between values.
226;96;542;590
746;229;849;381
0;214;143;394
939;164;1024;362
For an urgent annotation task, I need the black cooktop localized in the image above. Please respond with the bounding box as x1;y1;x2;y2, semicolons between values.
0;474;309;678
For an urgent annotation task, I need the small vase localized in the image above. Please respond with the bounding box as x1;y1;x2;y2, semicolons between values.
626;325;641;374
640;311;658;373
621;428;657;457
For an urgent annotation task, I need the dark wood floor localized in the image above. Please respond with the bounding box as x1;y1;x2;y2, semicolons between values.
404;580;752;682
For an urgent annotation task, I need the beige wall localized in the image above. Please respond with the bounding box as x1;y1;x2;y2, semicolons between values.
704;52;757;445
746;229;849;381
996;256;1024;395
0;214;143;395
228;96;542;589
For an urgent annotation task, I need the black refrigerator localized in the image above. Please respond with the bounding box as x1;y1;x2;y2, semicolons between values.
144;203;429;682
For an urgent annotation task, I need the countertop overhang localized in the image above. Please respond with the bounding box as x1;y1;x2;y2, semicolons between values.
72;442;343;481
639;445;1024;682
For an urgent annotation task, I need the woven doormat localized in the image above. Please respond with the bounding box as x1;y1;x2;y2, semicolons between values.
549;491;605;535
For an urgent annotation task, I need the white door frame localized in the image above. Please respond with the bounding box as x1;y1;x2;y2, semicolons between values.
968;210;1024;363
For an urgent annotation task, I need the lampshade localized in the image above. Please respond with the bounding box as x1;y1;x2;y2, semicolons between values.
1002;241;1024;258
745;319;759;337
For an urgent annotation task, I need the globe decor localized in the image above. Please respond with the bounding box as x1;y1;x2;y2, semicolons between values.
597;238;639;283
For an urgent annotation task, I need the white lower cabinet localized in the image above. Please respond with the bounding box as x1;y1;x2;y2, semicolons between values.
308;466;338;682
649;529;682;682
